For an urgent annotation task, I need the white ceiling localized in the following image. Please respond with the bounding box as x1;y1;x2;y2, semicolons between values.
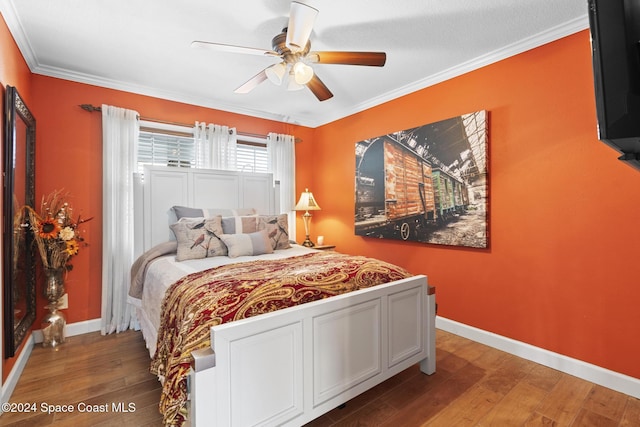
1;0;589;128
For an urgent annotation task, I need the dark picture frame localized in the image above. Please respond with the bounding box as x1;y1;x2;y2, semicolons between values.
3;85;37;358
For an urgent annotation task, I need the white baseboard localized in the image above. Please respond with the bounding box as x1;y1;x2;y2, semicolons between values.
1;335;33;407
436;316;640;399
1;318;102;408
31;318;101;344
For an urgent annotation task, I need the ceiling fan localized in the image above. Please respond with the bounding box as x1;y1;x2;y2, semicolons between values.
191;1;386;101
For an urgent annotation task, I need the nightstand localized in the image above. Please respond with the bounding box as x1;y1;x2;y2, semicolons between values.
313;245;336;251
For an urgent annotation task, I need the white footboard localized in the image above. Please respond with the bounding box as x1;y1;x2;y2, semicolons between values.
189;275;435;427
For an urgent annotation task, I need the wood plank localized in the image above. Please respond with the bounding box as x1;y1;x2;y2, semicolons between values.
477;381;548;426
480;354;535;395
523;363;563;392
424;384;502;426
571;408;620;427
535;375;594;426
621;397;640;426
583;385;628;422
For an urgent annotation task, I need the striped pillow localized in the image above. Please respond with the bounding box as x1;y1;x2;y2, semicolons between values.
221;216;259;234
219;230;274;258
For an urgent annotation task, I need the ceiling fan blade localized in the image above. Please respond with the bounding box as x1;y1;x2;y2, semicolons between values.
191;41;280;57
286;1;318;52
309;51;387;67
306;74;333;101
234;69;269;94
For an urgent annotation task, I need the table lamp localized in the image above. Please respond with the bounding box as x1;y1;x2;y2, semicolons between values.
294;188;321;247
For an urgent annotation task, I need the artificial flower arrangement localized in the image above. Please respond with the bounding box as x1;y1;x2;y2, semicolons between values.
24;190;93;271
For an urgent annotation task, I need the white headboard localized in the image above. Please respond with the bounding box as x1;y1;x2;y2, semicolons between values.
134;166;280;255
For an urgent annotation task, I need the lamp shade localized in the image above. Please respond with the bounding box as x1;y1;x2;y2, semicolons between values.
265;62;286;85
293;61;314;85
295;188;321;211
287;69;305;91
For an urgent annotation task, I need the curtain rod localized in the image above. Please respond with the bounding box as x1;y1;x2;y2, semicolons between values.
79;104;301;142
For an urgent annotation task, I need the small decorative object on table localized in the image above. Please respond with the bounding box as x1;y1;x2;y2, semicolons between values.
24;190;92;347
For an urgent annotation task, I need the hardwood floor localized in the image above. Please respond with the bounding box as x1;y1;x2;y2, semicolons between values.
1;331;162;426
2;329;639;426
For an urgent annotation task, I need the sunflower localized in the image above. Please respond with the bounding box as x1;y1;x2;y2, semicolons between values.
65;239;80;256
38;217;61;239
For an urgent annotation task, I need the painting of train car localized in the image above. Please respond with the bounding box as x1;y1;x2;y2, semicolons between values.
356;138;435;240
355;110;488;248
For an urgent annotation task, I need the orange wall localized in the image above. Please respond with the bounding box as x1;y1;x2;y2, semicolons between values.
311;30;640;380
1;12;34;381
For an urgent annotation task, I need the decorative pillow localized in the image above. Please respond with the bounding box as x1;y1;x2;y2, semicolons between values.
257;214;291;250
172;205;256;220
219;230;274;258
169;216;227;261
221;215;259;234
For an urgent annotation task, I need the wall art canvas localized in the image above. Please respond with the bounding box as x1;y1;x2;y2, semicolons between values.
355;110;488;248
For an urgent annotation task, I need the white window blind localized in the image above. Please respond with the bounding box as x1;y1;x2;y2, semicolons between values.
138;127;268;174
236;141;268;173
138;130;195;174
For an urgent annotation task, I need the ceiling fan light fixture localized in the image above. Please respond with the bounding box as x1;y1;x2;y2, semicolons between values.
287;69;305;91
293;61;314;85
286;1;318;53
193;2;385;102
265;62;287;85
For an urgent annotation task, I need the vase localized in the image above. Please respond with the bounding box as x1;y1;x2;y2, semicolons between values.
41;268;66;347
43;268;66;301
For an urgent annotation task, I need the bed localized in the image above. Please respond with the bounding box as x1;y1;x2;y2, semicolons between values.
130;166;436;427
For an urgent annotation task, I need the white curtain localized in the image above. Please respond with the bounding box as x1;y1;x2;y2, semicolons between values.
101;105;139;334
267;133;296;239
194;122;237;170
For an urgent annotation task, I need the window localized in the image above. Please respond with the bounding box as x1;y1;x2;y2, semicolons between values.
138;130;195;174
137;124;268;174
236;140;268;173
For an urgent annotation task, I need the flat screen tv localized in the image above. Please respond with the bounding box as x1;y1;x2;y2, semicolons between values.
588;0;640;169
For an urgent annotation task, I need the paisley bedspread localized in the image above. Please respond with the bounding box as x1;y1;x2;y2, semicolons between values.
150;251;412;426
